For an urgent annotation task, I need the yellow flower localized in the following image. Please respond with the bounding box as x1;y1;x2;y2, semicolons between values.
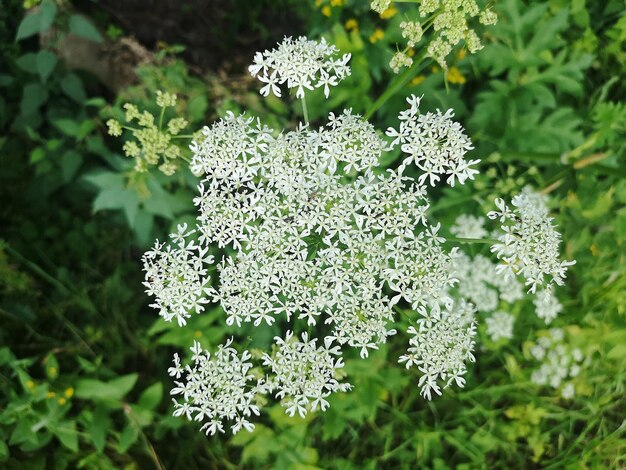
46;391;56;398
431;65;440;73
369;28;385;44
456;48;468;61
445;66;466;84
407;48;415;57
64;387;74;398
57;397;67;405
321;5;332;16
345;18;359;32
26;380;35;390
315;0;324;5
410;75;426;86
380;7;398;19
330;0;344;6
194;330;202;338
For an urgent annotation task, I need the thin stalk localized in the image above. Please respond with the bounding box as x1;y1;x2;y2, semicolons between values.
446;237;498;245
301;96;309;125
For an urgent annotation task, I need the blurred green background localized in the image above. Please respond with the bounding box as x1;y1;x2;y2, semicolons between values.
1;0;625;468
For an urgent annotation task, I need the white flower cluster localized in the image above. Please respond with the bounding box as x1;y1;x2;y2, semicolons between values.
263;331;351;418
485;311;515;342
369;1;497;70
450;214;488;239
533;287;563;325
142;224;216;326
488;187;576;294
387;95;479;187
453;252;523;313
169;339;265;435
143;90;482;432
248;36;351;98
399;300;477;400
529;328;583;399
420;0;498;68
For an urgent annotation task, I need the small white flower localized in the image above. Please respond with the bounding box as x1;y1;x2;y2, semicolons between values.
388;95;478;187
249;36;351;99
488;187;576;293
485;311;515;342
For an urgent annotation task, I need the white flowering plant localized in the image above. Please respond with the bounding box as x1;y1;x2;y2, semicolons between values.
135;35;577;437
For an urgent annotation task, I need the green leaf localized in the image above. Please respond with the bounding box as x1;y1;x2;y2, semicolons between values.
52;422;78;452
15;53;38;74
75;373;138;402
51;118;80;137
15;0;57;41
60;73;87;103
607;344;626;360
92;187;140;226
60;150;83;182
138;382;163;410
117;423;139;453
36;50;57;82
68;15;104;43
89;406;110;453
20;82;48;115
0;439;8;461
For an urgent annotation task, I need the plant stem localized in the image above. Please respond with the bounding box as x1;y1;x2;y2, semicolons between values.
301;96;309;124
365;48;429;120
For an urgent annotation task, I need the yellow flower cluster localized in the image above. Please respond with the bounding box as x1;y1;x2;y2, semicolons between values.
106;91;189;176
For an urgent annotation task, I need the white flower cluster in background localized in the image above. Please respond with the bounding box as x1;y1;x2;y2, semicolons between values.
450;214;488;239
399;300;477;400
248;36;351;98
452;252;524;313
485;311;515;342
488;187;576;294
529;328;583;399
387;95;479;187
533;287;563;325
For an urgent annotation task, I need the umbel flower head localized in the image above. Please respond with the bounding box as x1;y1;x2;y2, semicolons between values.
249;36;351;98
142;37;574;436
488;187;576;293
387;95;479;187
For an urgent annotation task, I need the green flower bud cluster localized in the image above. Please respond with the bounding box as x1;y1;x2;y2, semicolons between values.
106;91;189;176
371;0;497;72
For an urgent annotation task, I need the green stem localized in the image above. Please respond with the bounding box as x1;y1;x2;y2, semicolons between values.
158;105;166;129
301;96;309;125
365;48;429;120
446;237;499;245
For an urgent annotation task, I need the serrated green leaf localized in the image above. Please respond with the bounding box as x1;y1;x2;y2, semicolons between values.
51;118;80;137
75;373;137;402
89;406;110;453
36;50;57;82
117;423;139;453
138;382;163;410
52;422;78;452
20;82;48;115
92;187;140;226
15;0;57;41
69;15;104;43
60;73;87;103
0;439;8;462
60;150;83;182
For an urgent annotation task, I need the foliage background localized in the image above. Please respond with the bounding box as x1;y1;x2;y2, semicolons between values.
0;0;625;468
